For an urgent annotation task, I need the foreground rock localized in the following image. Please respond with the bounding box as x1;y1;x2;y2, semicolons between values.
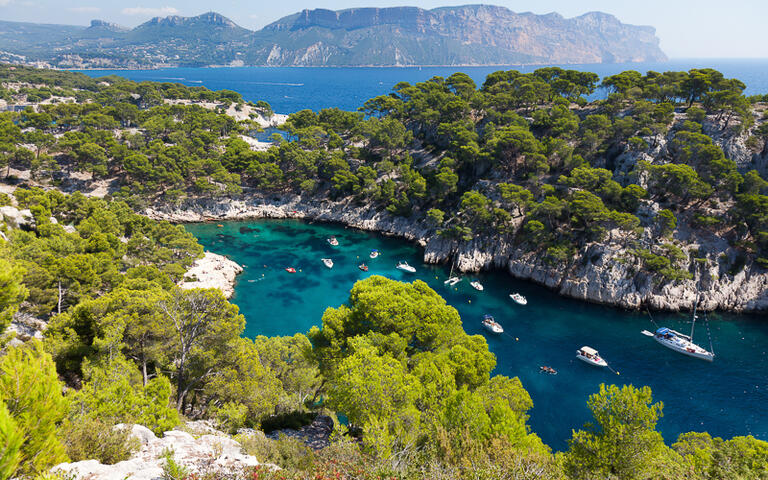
147;194;768;313
54;424;272;480
180;252;243;298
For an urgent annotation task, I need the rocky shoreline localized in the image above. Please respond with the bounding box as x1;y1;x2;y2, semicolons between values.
180;252;244;299
146;194;768;313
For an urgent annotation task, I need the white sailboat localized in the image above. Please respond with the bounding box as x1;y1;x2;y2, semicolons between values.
443;257;461;286
642;297;714;362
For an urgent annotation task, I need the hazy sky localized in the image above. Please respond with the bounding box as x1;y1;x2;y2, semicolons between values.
0;0;766;58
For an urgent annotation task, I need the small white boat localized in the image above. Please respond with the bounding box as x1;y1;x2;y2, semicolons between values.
444;276;461;286
396;261;416;273
576;346;608;367
642;327;714;361
327;236;339;246
509;293;527;305
470;281;484;291
322;258;333;269
482;314;503;334
369;249;379;259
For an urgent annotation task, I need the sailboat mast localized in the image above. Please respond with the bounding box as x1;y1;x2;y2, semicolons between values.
691;293;699;340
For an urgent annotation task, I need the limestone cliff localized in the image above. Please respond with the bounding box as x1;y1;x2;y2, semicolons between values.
253;6;667;66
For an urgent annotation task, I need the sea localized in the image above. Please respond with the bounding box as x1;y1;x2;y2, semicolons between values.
78;59;768;114
185;220;768;451
77;60;768;449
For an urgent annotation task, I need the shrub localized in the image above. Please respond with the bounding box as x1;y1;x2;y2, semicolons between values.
0;342;68;477
60;417;139;464
237;434;315;471
160;448;189;480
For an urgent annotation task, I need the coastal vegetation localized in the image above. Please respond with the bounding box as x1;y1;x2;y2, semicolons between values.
1;65;768;478
3;64;768;301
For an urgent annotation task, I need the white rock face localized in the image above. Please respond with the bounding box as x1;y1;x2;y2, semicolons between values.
7;312;46;346
180;252;243;298
53;424;272;480
0;205;33;228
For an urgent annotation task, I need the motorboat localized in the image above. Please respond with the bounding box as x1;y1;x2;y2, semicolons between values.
284;267;296;273
641;296;715;362
444;276;461;286
322;258;333;269
369;249;379;259
643;327;714;361
540;366;557;375
576;346;608;367
482;314;503;334
470;281;484;291
359;263;368;272
327;236;339;246
396;261;416;273
509;293;527;305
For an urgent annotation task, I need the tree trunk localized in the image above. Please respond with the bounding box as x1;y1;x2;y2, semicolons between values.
57;280;63;314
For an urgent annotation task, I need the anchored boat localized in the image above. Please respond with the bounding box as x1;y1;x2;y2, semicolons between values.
369;249;379;259
509;293;527;305
322;258;333;269
576;346;608;367
327;236;339;246
444;257;461;286
284;267;296;273
642;296;715;362
470;281;484;291
396;261;416;273
643;327;715;361
359;263;368;272
482;314;503;334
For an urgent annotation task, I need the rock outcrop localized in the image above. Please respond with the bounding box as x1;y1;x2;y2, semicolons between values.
180;252;243;298
54;424;273;480
0;205;33;229
6;311;46;347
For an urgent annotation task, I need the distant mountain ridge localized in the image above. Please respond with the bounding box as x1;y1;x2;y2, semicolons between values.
0;5;667;68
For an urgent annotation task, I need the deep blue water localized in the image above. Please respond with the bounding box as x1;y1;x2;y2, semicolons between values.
78;59;768;113
185;220;768;451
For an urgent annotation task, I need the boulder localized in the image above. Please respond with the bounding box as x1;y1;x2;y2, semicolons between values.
0;205;33;228
53;424;275;480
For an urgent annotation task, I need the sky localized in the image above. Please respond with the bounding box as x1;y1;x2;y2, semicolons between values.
0;0;766;58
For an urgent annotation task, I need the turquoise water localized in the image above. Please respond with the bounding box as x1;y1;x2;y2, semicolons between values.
78;59;768;113
186;219;768;450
